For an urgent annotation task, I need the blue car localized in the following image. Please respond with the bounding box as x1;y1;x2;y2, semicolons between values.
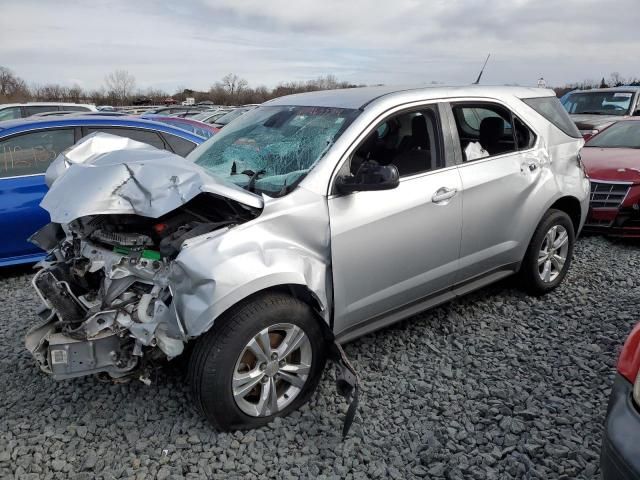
0;116;206;266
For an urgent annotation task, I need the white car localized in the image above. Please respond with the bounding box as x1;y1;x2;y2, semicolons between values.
0;102;97;121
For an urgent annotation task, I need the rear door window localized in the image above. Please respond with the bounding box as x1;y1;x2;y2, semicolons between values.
0;129;75;178
85;127;166;150
451;103;517;161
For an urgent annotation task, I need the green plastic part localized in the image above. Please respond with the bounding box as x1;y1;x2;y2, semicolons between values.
142;249;161;260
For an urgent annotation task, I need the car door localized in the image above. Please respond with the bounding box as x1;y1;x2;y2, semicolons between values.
329;103;463;336
445;101;544;282
0;128;76;264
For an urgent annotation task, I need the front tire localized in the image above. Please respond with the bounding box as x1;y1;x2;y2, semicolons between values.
519;209;575;296
188;292;327;431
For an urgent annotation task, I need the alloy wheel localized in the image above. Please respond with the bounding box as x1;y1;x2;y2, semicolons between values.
232;323;312;417
537;224;570;283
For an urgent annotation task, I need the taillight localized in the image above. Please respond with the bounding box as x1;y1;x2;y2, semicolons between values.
617;322;640;384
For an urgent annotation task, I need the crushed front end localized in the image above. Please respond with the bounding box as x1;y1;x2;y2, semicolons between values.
24;133;263;381
26;194;256;381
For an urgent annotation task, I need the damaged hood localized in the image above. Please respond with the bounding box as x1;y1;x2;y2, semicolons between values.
42;133;263;223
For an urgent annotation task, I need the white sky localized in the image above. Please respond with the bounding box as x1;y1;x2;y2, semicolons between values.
1;0;638;92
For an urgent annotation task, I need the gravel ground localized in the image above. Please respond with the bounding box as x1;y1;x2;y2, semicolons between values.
0;235;638;480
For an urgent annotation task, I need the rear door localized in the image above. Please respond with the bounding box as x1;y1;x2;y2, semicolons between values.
0;128;76;264
445;100;544;282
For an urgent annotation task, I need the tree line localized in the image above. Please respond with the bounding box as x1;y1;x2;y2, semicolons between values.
2;65;640;106
553;72;640;97
0;66;362;106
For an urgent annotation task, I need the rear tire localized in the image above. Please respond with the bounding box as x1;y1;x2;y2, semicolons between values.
188;292;327;431
519;209;575;296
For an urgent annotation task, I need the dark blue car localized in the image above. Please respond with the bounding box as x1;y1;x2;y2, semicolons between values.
0;116;206;266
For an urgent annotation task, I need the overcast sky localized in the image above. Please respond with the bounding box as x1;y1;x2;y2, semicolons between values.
1;0;638;93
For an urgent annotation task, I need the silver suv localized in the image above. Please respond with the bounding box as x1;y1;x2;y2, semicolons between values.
26;86;589;431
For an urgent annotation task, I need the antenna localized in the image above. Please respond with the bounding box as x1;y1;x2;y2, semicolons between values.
473;54;491;85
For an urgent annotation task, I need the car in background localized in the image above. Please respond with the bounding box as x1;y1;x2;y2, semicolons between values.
191;109;233;124
601;322;640;479
0;102;97;121
141;114;217;138
29;110;80;118
209;106;255;129
0;116;206;266
119;106;154;115
581;119;640;237
69;111;130;117
29;110;129;119
145;106;209;116
561;87;640;139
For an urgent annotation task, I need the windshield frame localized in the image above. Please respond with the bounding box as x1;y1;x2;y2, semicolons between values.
562;90;636;117
187;104;361;197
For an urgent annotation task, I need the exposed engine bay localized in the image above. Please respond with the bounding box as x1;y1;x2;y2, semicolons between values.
25;193;258;381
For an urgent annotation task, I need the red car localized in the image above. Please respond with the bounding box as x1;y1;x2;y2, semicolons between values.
581;119;640;236
142;115;219;138
601;322;640;479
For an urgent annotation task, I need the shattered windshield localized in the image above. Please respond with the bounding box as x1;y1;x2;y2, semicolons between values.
188;105;359;196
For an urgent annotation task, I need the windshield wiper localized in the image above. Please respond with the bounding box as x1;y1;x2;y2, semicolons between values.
242;169;265;193
579;111;608;115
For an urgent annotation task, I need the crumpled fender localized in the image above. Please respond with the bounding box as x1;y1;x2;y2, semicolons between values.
168;188;332;337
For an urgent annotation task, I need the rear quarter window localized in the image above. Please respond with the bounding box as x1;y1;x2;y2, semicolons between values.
0;107;23;121
522;97;581;138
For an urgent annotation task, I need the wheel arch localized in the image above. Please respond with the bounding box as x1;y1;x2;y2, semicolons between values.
549;195;582;234
517;194;583;272
182;275;334;340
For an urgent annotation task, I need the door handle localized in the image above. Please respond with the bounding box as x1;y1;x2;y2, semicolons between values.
432;187;457;204
523;162;538;172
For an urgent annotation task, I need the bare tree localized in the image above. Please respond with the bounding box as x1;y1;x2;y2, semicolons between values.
609;72;624;87
218;73;248;97
104;69;136;105
67;84;83;103
0;66;29;101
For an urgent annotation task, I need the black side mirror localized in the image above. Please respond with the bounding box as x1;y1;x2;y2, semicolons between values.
335;162;400;194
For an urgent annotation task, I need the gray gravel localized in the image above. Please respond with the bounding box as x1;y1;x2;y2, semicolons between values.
0;235;638;479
